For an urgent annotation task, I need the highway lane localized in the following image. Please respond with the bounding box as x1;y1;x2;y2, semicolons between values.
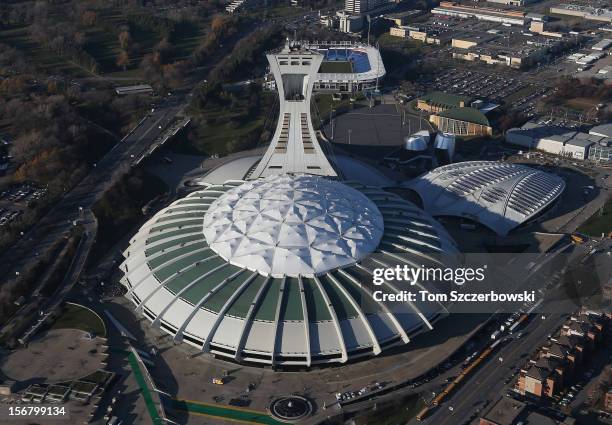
406;241;595;425
0;100;183;287
410;236;603;425
416;305;574;425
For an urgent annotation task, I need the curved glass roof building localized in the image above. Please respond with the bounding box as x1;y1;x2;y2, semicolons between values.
406;161;565;236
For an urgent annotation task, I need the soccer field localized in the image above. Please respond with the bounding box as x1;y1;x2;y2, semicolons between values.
319;60;354;73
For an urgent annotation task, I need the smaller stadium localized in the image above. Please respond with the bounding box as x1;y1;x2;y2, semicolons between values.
264;41;385;93
314;42;385;92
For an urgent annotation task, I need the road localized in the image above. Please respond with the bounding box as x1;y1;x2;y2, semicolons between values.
408;238;609;425
414;304;574;425
0;97;184;290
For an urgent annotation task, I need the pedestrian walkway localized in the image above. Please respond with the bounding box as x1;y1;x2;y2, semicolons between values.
126;351;164;425
170;398;285;425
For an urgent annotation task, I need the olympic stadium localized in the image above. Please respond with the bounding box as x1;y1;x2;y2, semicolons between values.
119;41;458;367
119;174;458;367
118;42;566;369
406;161;566;236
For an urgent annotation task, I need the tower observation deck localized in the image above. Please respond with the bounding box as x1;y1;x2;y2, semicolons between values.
249;40;337;179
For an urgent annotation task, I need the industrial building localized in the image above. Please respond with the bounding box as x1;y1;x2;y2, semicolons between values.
344;0;394;15
589;123;612;138
337;11;364;33
119;40;460;367
591;38;612;51
486;0;538;6
432;2;527;26
406;161;566;236
506;122;612;161
588;124;612;163
451;31;571;69
383;10;423;27
389;25;453;45
549;4;612;23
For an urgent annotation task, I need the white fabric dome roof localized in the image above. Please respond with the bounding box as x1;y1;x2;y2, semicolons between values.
202;174;384;277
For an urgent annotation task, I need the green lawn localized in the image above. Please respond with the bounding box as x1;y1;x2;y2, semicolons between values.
172;20;207;61
0;27;93;77
319;61;353;74
182;115;265;155
0;8;208;77
51;303;106;337
175;90;276;156
353;394;424;425
577;198;612;237
313;93;363;125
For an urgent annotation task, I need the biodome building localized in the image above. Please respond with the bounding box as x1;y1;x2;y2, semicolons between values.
119;41;458;367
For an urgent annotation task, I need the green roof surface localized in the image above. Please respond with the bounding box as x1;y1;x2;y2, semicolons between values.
226;275;269;318
179;262;241;303
436;107;490;126
331;270;382;314
303;279;332;321
280;278;304;321
147;227;200;244
418;91;473;108
154;250;218;282
155;212;205;223
145;235;203;256
254;279;282;321
148;243;209;269
163;258;227;296
317;274;358;320
203;270;253;313
150;219;203;233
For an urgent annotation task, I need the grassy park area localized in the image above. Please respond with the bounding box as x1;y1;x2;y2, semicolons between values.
52;303;106;336
0;6;209;78
578;199;612;237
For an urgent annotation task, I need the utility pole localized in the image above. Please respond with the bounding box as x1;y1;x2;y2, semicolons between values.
367;15;371;46
375;41;380;93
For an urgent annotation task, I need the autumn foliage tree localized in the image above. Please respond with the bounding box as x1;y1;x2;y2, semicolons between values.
116;50;130;70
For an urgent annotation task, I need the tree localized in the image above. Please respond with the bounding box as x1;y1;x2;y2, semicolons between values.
118;30;131;50
116;50;129;71
81;10;97;27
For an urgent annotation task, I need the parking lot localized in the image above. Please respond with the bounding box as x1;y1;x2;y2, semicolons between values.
0;183;47;227
510;86;552;118
417;69;529;104
0;183;47;205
